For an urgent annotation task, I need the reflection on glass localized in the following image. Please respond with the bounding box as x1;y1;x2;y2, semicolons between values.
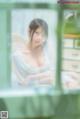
11;9;57;93
62;10;80;91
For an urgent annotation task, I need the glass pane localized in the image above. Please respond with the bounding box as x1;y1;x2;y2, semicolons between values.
11;8;58;94
61;9;80;92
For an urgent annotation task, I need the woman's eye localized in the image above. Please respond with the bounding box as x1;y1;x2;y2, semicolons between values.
35;31;44;37
36;32;39;35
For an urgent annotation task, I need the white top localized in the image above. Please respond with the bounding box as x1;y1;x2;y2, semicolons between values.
12;45;55;90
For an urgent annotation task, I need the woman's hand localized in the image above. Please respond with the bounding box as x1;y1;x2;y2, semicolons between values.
18;70;54;86
27;71;54;85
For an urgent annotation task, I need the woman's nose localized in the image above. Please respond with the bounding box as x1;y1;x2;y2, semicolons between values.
38;34;42;40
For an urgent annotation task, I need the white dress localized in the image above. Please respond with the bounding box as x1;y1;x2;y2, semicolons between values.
12;48;55;90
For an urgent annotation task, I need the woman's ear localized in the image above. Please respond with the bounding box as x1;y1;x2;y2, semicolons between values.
42;39;45;43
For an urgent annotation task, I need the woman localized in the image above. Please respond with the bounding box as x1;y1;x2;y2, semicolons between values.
12;18;54;89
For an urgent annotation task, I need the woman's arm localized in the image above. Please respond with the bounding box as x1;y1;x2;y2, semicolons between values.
25;70;54;86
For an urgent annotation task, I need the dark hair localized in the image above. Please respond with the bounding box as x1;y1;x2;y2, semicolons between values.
29;18;48;39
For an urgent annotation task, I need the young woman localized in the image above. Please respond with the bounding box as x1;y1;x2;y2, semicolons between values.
12;18;54;89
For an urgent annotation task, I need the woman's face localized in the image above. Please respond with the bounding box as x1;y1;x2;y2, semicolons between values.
30;27;46;48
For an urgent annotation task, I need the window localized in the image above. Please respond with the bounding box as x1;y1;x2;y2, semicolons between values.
0;1;59;96
61;9;80;92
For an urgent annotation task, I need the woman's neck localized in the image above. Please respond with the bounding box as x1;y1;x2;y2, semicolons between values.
27;42;43;56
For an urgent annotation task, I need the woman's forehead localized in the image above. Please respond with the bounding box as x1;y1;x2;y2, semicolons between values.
35;27;43;32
